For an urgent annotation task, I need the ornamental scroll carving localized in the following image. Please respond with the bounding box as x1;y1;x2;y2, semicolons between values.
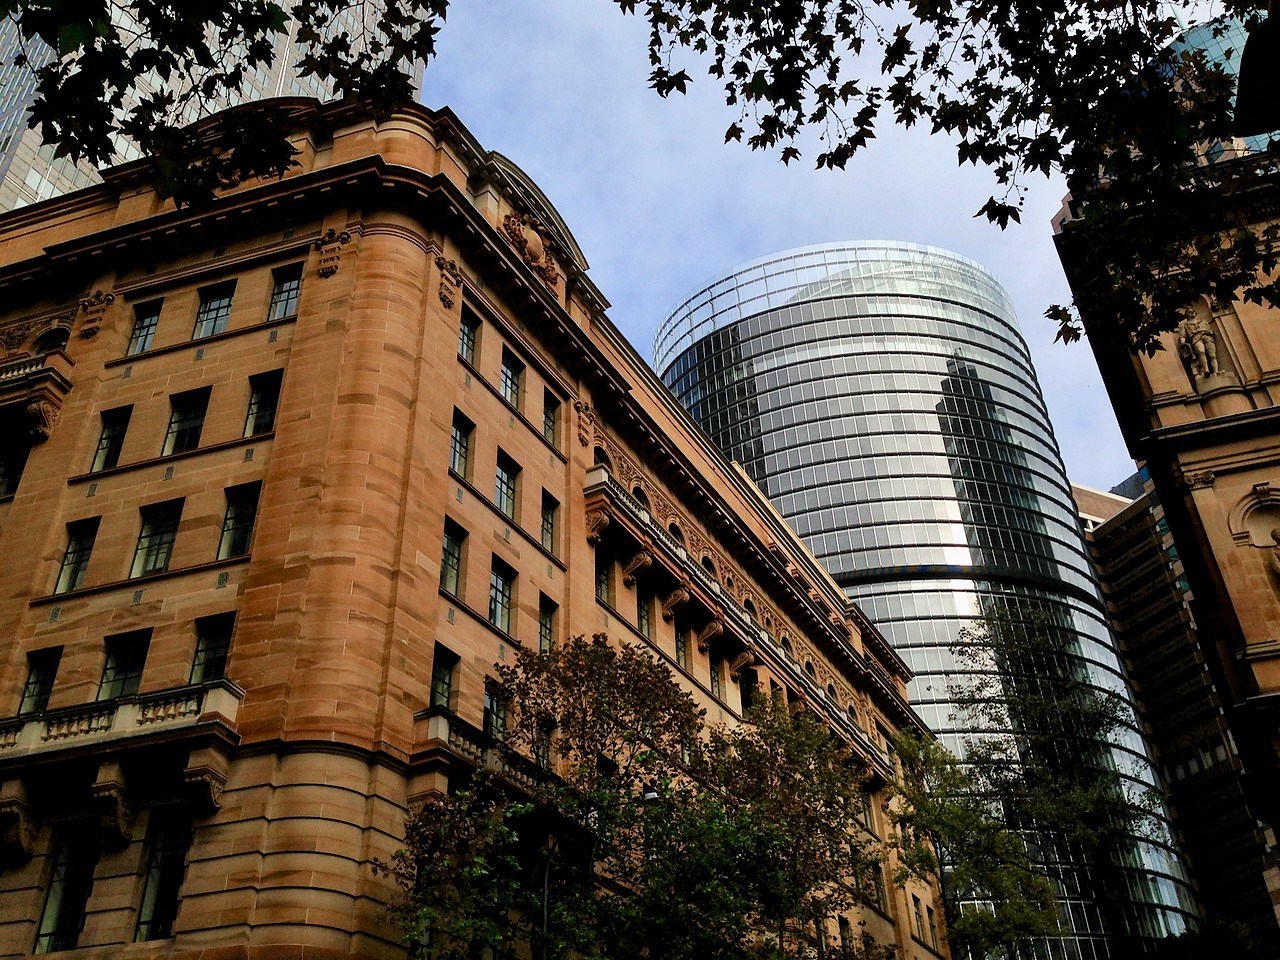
0;781;35;863
315;227;352;278
1183;471;1216;491
501;212;561;290
77;290;115;339
574;400;597;448
622;550;653;586
435;256;463;309
585;509;611;545
26;398;60;441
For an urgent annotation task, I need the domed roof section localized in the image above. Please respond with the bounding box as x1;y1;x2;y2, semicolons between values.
483;152;588;274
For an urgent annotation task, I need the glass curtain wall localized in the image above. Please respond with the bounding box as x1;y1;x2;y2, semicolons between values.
656;241;1196;958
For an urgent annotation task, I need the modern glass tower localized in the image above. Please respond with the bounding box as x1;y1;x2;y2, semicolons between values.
656;241;1197;957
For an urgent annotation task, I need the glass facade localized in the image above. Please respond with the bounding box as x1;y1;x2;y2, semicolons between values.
657;241;1197;956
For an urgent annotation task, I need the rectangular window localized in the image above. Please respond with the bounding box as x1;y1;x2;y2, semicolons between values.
0;436;30;498
162;388;210;456
740;667;758;713
538;594;557;652
542;390;560;446
34;822;100;954
134;809;192;942
483;682;507;740
637;589;652;640
192;281;235;339
489;557;515;635
926;905;939;948
243;370;283;437
450;411;473;479
19;647;61;716
709;657;722;699
90;406;131;472
458;306;480;363
675;625;689;669
267;263;302;321
594;548;612;604
218;483;260;560
440;520;465;597
540;491;558;554
132;500;183;577
55;517;99;594
499;348;523;409
912;895;926;941
430;644;458;709
190;613;234;684
126;300;162;356
495;451;520;520
97;630;150;701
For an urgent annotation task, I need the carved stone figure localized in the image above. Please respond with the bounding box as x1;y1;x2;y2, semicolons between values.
1177;311;1220;379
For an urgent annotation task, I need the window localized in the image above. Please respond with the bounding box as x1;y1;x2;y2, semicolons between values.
134;809;192;941
90;407;130;472
538;595;557;652
132;500;183;577
709;657;722;699
218;483;260;559
54;518;99;594
912;895;926;941
0;407;31;497
740;667;758;712
542;390;560;446
162;388;210;456
594;548;612;604
450;411;473;479
192;281;235;339
430;644;458;708
499;348;523;408
440;520;465;596
243;370;282;436
926;905;939;948
540;491;558;554
636;588;652;639
126;300;162;355
19;647;61;716
675;624;689;669
267;263;302;321
458;305;480;362
495;452;520;520
190;613;234;684
483;682;507;740
489;557;516;634
34;822;100;953
97;630;150;701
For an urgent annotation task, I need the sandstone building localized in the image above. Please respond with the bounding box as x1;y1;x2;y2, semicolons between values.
0;99;943;959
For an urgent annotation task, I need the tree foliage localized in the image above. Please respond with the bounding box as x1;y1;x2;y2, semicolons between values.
382;634;895;960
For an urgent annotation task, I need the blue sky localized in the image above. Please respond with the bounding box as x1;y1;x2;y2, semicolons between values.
423;0;1134;492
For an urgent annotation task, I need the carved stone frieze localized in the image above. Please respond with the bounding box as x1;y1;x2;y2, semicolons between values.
501;212;561;290
622;550;653;586
77;290;115;338
435;256;463;309
315;227;352;277
0;316;49;356
661;586;690;622
574;400;597;448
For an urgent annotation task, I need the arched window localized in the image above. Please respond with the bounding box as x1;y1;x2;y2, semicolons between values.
826;683;837;700
701;555;717;577
631;486;650;508
667;523;684;546
33;326;69;354
593;446;612;471
743;599;757;623
780;637;793;660
805;661;816;680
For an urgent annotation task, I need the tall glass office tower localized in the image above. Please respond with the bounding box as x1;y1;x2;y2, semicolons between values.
656;241;1197;957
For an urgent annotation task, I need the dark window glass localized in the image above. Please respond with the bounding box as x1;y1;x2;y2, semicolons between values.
637;589;652;639
540;491;558;554
441;520;465;596
709;658;722;699
675;624;689;669
190;613;234;684
34;822;100;953
134;809;192;941
538;595;557;652
162;388;210;456
127;300;162;356
218;483;260;559
495;452;519;520
450;411;472;478
0;406;32;497
91;407;131;472
542;390;560;446
489;558;515;634
430;645;458;708
458;307;480;363
19;647;61;716
912;895;925;940
483;682;507;739
132;501;183;577
267;264;303;321
97;630;150;701
595;549;611;604
499;348;523;408
244;370;282;436
55;518;99;594
192;282;235;339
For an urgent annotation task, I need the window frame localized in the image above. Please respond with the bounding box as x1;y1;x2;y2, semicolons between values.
217;483;261;560
192;281;235;339
162;388;210;457
97;630;150;701
540;490;559;554
132;500;184;578
458;306;480;363
34;822;101;954
495;451;520;521
542;389;560;447
134;808;193;942
450;410;473;480
430;644;459;709
243;370;283;437
483;681;508;740
126;300;162;356
499;348;524;409
266;263;303;322
90;406;131;473
54;517;100;595
488;557;516;635
440;519;466;597
190;613;235;684
538;594;557;652
18;647;61;717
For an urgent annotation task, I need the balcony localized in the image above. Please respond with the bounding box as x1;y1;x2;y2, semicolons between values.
0;349;74;441
413;706;545;794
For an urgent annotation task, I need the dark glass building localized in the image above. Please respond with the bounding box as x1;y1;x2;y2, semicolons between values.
656;241;1198;956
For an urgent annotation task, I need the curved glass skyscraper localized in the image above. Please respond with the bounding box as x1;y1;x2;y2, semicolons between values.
656;242;1196;957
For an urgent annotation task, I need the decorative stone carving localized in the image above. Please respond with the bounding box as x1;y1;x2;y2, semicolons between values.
0;780;35;863
1184;471;1216;490
77;290;115;338
0;316;48;356
26;397;60;441
92;762;134;847
574;400;596;448
185;746;231;813
435;256;463;309
1269;529;1280;581
696;620;724;653
1177;309;1220;380
622;550;653;586
661;586;690;622
501;212;561;290
585;509;611;545
314;227;352;277
729;648;757;680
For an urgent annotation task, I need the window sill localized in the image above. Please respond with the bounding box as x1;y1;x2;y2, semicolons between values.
439;587;520;646
30;555;250;606
68;433;272;485
448;469;567;571
105;314;297;368
457;354;568;463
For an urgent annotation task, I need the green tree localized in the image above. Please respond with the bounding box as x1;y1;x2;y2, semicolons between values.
382;634;897;960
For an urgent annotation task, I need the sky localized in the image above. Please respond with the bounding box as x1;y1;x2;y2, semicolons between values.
423;0;1136;492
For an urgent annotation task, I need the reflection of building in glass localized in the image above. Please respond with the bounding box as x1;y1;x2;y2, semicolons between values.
1074;474;1279;950
657;241;1198;955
